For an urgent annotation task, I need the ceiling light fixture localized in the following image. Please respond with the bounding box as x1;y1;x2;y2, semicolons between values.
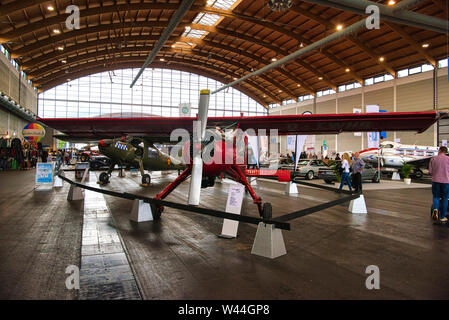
53;29;61;34
422;43;430;48
388;0;396;5
271;58;277;62
47;5;54;11
318;77;323;80
379;57;385;62
336;24;343;31
345;68;350;72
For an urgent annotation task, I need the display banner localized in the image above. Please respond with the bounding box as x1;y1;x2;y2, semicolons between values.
295;135;307;168
35;162;54;190
259;136;269;164
247;135;259;166
287;136;296;151
366;105;380;148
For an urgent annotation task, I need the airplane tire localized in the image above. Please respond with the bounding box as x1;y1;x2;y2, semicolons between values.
142;174;151;185
372;173;380;183
414;169;423;179
262;203;272;220
80;155;88;162
99;172;110;184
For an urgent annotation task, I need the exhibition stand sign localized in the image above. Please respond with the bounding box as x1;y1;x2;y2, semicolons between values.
35;162;54;191
220;184;245;239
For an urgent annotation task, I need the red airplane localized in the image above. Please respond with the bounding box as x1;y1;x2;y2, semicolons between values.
40;100;443;220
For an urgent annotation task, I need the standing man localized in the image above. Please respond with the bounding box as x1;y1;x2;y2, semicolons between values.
429;146;449;222
352;152;365;193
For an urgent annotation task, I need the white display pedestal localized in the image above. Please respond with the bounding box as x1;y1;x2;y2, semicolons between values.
53;175;63;188
67;168;89;201
285;181;298;195
67;184;84;200
251;223;287;259
219;184;245;239
392;172;401;180
130;199;154;222
348;195;367;214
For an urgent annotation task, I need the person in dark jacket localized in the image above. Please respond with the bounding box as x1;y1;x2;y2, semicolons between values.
352;152;365;193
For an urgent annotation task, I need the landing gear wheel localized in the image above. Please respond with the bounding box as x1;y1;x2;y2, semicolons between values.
372;172;380;183
150;204;163;220
414;169;423;179
307;170;314;180
80;155;88;162
99;172;110;184
142;174;151;185
262;203;272;220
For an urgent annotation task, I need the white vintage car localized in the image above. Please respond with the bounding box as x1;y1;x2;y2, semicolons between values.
281;159;329;180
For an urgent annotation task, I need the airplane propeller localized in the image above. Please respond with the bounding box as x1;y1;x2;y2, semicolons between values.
188;90;211;206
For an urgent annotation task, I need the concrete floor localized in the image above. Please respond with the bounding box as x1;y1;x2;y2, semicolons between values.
1;169;449;299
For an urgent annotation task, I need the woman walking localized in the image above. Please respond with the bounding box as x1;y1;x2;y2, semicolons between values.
338;153;353;193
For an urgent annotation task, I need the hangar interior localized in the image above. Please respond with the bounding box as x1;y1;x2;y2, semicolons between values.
0;0;448;301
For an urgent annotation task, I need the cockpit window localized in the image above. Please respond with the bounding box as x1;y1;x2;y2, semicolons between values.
148;148;159;159
381;144;394;149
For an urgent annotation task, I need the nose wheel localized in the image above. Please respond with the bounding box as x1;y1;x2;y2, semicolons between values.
142;174;151;185
99;172;110;184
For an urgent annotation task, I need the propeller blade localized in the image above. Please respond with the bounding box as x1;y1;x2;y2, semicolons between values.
188;90;210;206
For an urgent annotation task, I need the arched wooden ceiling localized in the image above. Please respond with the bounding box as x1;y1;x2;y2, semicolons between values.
0;0;447;107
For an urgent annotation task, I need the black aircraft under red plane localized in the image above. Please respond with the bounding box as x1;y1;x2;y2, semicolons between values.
41;111;444;220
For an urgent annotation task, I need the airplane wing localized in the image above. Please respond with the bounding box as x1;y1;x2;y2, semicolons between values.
406;157;434;168
39;111;444;140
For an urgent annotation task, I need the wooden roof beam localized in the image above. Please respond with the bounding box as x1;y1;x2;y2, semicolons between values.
3;3;365;85
386;22;437;67
190;23;337;90
290;2;397;77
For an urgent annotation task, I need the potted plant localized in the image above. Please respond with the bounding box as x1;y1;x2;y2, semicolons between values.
400;163;414;185
330;161;341;183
